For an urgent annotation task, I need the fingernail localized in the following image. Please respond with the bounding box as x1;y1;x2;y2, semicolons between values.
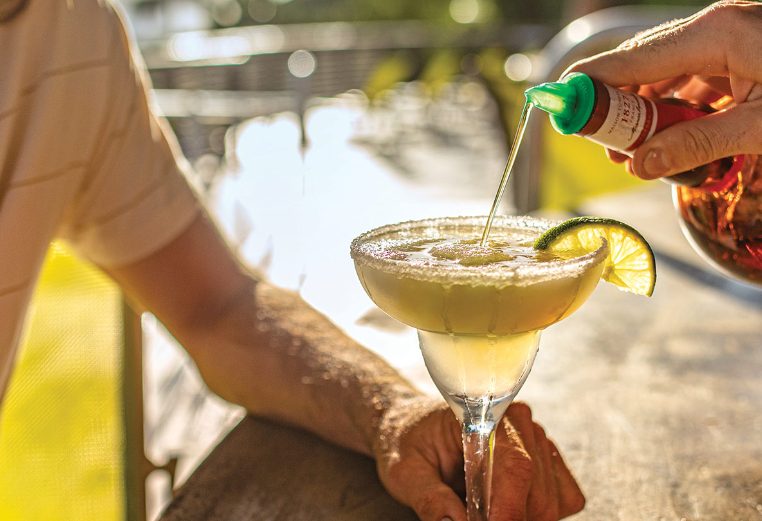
642;148;670;178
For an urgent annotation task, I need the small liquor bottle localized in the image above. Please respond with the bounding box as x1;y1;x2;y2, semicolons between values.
526;72;761;286
524;72;744;188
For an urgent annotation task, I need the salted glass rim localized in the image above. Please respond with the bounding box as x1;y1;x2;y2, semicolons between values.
350;215;609;287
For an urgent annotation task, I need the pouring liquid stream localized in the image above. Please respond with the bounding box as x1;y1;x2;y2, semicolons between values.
480;102;534;246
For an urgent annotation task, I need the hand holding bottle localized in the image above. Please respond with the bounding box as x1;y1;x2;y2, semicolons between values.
565;1;762;181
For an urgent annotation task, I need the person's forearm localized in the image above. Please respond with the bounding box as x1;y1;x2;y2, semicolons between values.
105;212;429;456
173;277;425;456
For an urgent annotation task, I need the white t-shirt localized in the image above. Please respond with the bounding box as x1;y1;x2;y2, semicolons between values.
0;0;200;401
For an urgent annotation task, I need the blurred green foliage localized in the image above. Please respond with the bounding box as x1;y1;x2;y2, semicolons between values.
418;50;462;95
476;48;525;138
363;52;417;99
266;0;451;23
231;0;707;27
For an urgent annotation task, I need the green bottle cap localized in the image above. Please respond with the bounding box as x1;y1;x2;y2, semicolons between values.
525;72;596;135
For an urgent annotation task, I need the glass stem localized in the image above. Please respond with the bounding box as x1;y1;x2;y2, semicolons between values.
462;418;496;521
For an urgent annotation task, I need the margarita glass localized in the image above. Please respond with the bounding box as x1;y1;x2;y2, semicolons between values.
351;215;609;521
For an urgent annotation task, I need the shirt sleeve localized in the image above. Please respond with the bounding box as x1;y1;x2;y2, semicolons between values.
59;3;201;268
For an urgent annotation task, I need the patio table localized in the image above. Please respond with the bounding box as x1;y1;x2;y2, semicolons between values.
159;179;762;520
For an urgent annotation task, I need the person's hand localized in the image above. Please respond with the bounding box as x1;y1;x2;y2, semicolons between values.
565;0;762;180
374;398;585;521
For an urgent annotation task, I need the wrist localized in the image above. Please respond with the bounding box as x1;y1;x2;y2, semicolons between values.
369;393;444;461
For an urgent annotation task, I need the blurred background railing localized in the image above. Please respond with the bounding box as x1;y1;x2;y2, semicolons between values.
143;19;549;160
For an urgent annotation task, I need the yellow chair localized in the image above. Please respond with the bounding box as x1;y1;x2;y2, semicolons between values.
0;243;151;521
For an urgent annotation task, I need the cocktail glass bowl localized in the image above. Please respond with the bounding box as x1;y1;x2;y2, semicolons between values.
351;215;608;521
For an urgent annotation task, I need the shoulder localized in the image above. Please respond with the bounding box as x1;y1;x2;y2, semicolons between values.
0;0;28;22
1;0;129;59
